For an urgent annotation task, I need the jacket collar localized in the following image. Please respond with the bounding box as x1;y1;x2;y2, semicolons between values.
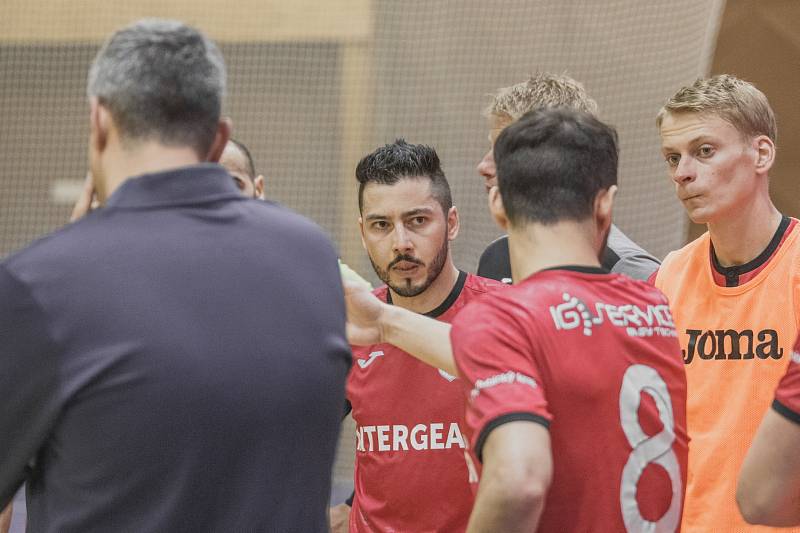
104;164;242;209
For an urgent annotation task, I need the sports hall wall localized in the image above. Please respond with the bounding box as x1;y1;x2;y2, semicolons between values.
5;0;798;500
2;0;727;275
690;0;800;242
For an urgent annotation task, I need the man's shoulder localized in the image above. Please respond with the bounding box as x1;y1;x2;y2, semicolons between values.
447;273;510;318
660;232;710;271
651;233;711;295
247;199;335;246
463;272;511;294
477;235;511;282
481;234;508;253
2;214;103;278
605;225;660;281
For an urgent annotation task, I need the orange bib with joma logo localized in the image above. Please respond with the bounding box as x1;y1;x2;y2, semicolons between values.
656;223;800;532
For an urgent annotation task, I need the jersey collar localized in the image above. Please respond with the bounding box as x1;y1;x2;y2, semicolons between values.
710;215;790;287
539;265;610;275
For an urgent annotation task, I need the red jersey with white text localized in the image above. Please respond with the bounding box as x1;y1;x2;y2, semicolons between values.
347;271;507;533
452;266;688;532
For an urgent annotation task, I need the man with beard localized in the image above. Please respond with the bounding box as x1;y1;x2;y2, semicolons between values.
337;139;506;532
344;110;688;532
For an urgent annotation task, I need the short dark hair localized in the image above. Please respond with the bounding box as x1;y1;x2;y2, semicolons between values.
87;19;226;156
494;108;618;226
355;139;452;215
228;138;257;180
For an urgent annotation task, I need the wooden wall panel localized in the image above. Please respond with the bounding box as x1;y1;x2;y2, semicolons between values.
0;0;372;43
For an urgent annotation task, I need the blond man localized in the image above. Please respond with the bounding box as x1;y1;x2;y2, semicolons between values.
655;74;800;531
477;73;659;283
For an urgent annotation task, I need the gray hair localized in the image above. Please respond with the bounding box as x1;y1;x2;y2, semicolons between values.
87;19;226;155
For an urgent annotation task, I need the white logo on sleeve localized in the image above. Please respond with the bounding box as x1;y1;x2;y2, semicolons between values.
358;350;384;369
469;371;538;400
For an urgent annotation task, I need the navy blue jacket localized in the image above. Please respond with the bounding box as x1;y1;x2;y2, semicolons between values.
0;164;351;532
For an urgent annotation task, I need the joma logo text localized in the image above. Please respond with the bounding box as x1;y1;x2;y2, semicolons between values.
683;329;784;364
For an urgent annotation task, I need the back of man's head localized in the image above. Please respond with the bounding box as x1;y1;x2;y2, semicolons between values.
486;73;599;122
494;108;618;227
87;19;226;156
656;74;776;142
355;138;453;215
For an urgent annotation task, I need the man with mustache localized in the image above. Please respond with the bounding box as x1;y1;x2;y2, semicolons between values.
343;109;688;532
337;139;506;532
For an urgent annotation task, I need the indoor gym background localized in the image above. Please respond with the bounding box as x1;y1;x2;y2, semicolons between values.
1;0;798;523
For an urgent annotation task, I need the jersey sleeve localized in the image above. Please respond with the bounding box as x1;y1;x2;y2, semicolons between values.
451;297;550;461
773;335;800;424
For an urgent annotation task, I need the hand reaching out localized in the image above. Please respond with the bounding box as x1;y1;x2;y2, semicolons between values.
343;279;386;346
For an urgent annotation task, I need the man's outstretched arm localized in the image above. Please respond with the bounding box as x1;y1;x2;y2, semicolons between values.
737;407;800;526
467;421;552;533
343;280;458;376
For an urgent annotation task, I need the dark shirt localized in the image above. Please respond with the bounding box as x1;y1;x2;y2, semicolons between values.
477;224;660;283
0;164;351;533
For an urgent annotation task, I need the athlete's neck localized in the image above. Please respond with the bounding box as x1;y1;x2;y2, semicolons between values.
707;194;782;267
508;220;602;283
389;261;460;315
96;138;203;203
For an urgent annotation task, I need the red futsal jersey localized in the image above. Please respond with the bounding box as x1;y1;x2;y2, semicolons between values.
347;271;507;533
773;335;800;423
452;266;688;532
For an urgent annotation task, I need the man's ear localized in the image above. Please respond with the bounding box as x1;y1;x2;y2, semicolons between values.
488;186;509;231
89;98;110;155
358;216;367;250
594;185;617;234
754;135;775;175
446;206;460;241
253;175;265;199
206;117;233;162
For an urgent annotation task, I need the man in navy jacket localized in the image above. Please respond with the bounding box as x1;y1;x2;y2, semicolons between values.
0;19;350;533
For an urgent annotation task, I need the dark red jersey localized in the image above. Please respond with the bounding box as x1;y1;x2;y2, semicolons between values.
452;266;688;532
347;271;507;533
773;335;800;423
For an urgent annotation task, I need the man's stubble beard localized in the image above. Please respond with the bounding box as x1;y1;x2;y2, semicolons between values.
369;231;450;298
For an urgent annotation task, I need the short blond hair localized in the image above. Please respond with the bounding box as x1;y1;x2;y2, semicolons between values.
485;72;598;121
656;74;777;142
